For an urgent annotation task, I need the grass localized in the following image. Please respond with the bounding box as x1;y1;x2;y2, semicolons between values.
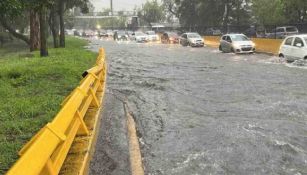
0;37;97;174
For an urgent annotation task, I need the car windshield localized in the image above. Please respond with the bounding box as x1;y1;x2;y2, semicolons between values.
147;31;155;35
231;35;250;41
168;33;178;37
117;31;126;35
188;33;201;38
135;32;145;36
286;27;297;32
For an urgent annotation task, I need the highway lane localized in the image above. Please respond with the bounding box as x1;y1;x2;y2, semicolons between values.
89;39;307;175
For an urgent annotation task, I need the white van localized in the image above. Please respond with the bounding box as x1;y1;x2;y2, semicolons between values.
266;26;299;39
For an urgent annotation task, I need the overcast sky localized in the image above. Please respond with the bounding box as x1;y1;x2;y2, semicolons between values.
90;0;148;11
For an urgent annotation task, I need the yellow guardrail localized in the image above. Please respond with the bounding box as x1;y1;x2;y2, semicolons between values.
203;36;220;47
204;36;283;55
6;48;107;175
251;38;283;55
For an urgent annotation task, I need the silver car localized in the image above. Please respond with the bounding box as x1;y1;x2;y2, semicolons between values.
180;33;204;47
219;34;256;53
266;26;299;39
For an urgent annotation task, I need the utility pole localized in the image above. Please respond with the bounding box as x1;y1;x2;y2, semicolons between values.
110;0;113;16
110;0;114;30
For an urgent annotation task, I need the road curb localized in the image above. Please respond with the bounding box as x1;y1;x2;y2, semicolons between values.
124;103;145;175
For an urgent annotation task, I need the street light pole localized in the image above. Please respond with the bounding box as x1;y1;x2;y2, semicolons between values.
110;0;113;16
110;0;113;30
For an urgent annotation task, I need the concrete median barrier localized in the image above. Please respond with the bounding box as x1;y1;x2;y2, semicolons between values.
251;38;283;55
204;36;220;48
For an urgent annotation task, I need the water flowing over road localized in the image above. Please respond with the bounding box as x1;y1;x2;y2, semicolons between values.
89;39;307;175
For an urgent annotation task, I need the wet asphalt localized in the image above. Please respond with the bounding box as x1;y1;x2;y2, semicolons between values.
89;38;307;175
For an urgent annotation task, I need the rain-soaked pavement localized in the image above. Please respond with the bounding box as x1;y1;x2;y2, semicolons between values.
89;38;307;175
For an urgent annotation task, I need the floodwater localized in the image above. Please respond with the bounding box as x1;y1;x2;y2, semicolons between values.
89;38;307;175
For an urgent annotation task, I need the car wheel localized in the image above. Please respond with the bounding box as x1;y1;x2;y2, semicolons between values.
279;53;284;58
231;47;235;53
304;56;307;60
219;45;222;52
286;59;294;63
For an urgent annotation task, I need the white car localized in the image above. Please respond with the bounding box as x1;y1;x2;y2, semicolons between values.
279;34;307;62
65;29;75;36
106;30;114;37
219;34;255;53
146;31;159;41
133;32;148;43
180;33;204;47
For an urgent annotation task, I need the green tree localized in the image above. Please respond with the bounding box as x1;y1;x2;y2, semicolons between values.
282;0;307;23
47;0;89;48
174;0;252;29
138;0;165;26
229;0;252;25
49;3;60;48
175;0;198;28
58;0;90;47
0;0;30;45
0;0;53;56
30;10;40;51
162;0;178;23
252;0;286;25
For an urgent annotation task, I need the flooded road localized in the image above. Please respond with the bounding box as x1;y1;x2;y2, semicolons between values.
89;39;307;175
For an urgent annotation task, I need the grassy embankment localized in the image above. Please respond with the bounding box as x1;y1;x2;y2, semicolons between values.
0;37;96;174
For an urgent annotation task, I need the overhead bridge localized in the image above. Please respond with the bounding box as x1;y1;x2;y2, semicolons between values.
74;16;126;19
74;11;136;19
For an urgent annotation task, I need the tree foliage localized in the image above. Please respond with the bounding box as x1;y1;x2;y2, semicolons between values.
252;0;285;25
166;0;307;27
173;0;253;27
282;0;307;23
138;0;165;26
0;0;24;16
0;0;90;56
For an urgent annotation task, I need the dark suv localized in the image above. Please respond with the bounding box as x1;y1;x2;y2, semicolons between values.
161;32;179;44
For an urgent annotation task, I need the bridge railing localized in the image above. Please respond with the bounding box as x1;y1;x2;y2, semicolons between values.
6;48;107;175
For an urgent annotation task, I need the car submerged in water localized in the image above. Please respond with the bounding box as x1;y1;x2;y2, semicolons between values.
279;34;307;62
114;31;128;41
219;34;256;53
131;32;148;43
146;31;159;42
179;32;204;47
161;32;180;44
